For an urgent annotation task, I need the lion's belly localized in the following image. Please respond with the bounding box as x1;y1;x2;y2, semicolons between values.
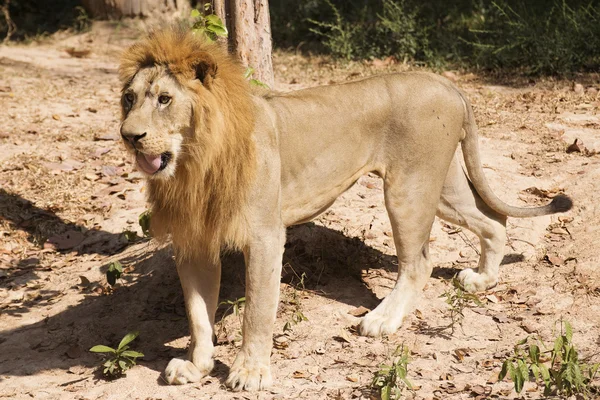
280;164;375;227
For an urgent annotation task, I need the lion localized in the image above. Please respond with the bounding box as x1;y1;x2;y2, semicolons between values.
118;27;572;391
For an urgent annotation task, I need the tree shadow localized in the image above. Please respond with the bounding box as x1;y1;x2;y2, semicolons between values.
0;219;515;382
0;188;133;258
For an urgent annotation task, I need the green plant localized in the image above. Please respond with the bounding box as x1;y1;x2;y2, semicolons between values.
282;271;308;332
243;67;270;89
106;261;123;287
499;321;599;397
372;344;413;399
138;210;151;237
439;276;483;334
217;297;246;341
73;6;91;32
190;6;227;43
89;331;144;378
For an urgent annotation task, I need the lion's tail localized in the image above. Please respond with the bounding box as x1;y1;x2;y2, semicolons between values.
458;91;572;218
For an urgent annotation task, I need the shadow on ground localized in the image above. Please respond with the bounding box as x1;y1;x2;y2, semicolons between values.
0;218;523;383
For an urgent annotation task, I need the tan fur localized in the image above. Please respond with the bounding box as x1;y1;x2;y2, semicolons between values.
119;28;256;261
119;27;572;392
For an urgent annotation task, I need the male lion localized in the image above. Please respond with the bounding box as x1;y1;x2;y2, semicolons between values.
119;27;572;391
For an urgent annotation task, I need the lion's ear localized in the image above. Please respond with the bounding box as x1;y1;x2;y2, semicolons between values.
193;54;218;87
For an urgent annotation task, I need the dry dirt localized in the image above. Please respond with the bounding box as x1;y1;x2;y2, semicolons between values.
1;23;599;400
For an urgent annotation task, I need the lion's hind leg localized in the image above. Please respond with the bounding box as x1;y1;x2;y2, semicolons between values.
359;171;444;337
437;154;507;293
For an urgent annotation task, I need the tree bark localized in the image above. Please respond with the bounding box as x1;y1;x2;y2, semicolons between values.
213;0;274;88
82;0;190;19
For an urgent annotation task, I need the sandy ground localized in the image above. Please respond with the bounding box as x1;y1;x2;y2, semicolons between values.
0;23;599;400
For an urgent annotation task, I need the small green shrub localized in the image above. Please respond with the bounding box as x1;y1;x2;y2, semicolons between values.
190;6;227;43
90;331;144;378
372;345;413;400
106;261;123;287
439;276;483;334
499;321;599;397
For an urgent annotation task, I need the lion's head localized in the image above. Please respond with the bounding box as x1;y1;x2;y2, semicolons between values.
118;27;257;259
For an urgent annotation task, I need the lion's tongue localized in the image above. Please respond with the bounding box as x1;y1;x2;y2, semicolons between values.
136;153;162;174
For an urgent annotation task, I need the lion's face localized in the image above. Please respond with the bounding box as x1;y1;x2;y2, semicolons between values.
120;66;194;179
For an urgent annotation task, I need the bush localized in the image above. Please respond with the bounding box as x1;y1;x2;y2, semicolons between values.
270;0;600;75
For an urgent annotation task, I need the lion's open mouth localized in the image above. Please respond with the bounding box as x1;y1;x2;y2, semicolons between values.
136;151;172;175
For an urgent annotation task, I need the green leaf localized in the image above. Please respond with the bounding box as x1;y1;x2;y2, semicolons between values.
121;350;144;358
243;67;254;79
531;363;540;383
499;360;509;381
117;331;139;351
529;344;540;363
190;9;200;19
206;24;228;37
539;363;551;388
118;359;127;371
554;335;564;359
517;359;529;387
89;345;116;353
564;320;573;343
138;210;151;237
517;337;529;346
381;385;390;400
106;261;123;287
250;79;270;89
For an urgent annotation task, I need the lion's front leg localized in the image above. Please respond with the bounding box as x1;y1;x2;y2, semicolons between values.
226;229;285;391
165;254;221;385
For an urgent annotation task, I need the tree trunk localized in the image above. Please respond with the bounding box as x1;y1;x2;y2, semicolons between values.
82;0;190;19
213;0;274;88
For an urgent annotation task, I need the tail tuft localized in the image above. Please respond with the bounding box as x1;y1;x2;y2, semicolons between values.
550;194;573;213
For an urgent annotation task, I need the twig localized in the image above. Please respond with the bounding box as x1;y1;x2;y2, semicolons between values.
1;0;16;43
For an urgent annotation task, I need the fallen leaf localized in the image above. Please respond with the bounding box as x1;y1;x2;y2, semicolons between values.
333;329;352;344
348;306;370;317
65;48;91;58
93;133;119;141
292;370;309;379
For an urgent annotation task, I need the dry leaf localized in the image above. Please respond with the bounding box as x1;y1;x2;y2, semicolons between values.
348;306;369;317
292;371;308;379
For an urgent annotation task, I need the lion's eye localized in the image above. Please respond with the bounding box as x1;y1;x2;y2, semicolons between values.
158;95;171;105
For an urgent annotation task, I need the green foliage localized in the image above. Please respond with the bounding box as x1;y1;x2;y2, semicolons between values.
244;67;270;89
217;297;246;342
282;271;308;332
439;276;483;334
469;0;600;74
372;345;413;399
190;6;228;43
308;0;428;62
138;210;151;237
499;321;599;397
89;331;144;378
106;261;123;287
270;0;600;74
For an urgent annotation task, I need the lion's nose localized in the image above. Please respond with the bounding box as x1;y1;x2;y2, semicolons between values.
121;131;146;145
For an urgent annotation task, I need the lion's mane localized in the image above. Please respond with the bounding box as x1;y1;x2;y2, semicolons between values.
119;27;256;261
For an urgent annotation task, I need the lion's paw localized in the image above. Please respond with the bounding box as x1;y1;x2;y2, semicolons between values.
226;357;272;392
458;268;496;293
164;357;212;385
358;312;401;337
